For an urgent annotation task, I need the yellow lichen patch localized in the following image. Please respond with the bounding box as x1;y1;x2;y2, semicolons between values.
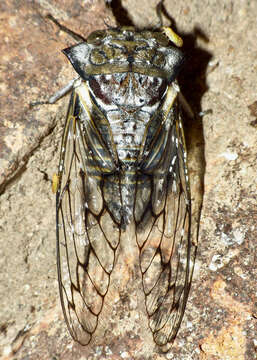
161;27;183;47
200;324;246;360
211;278;249;317
200;278;251;359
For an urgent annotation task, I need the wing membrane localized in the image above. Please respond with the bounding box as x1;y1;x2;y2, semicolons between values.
56;88;120;345
136;101;195;348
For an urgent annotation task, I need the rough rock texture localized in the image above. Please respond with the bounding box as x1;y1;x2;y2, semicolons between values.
0;0;256;359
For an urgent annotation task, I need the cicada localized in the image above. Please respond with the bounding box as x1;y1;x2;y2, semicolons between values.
54;25;196;349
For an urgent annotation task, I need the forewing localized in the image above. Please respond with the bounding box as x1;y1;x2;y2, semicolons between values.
136;106;195;347
56;89;120;345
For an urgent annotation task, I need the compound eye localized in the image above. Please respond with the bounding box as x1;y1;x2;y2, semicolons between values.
87;30;106;44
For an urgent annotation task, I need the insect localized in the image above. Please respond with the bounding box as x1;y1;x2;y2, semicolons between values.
53;23;196;349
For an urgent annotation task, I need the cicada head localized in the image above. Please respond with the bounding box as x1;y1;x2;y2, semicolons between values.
62;27;185;83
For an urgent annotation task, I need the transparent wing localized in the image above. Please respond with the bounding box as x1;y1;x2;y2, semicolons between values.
56;89;120;345
135;105;195;347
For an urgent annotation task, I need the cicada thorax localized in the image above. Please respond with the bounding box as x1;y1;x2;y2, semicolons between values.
86;71;172;225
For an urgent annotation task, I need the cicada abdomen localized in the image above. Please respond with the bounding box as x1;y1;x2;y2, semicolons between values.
55;26;195;349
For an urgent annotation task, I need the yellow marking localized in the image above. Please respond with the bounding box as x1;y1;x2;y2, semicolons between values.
162;84;178;118
162;27;183;47
52;173;59;194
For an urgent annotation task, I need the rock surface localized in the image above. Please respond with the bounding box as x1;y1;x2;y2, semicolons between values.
0;0;256;359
